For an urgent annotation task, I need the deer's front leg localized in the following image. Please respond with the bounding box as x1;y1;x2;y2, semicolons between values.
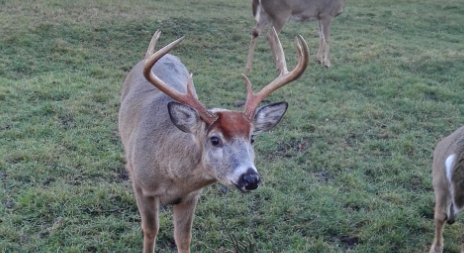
246;28;259;73
133;183;160;253
246;12;270;73
173;195;200;253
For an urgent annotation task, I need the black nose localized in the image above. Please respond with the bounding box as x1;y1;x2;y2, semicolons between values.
239;169;260;191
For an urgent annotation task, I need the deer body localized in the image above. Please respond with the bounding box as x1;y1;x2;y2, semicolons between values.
120;57;210;203
430;126;464;253
246;0;346;71
119;30;309;253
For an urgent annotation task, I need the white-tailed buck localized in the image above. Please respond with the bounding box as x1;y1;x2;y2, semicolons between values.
118;28;309;253
430;126;464;253
246;0;347;71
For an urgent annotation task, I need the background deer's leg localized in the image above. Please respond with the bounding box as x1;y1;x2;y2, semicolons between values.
430;191;448;253
266;15;289;73
133;182;160;253
246;14;270;72
318;17;333;68
317;21;324;64
173;195;200;253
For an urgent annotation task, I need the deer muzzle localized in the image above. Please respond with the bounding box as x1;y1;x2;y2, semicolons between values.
237;168;261;191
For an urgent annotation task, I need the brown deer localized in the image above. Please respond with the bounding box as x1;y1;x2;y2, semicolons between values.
246;0;347;72
118;28;309;253
430;126;464;253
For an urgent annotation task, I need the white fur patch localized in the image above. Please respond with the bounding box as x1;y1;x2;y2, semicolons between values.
255;4;261;22
446;154;455;183
445;154;457;216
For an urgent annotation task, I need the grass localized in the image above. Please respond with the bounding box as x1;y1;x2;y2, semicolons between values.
1;0;464;252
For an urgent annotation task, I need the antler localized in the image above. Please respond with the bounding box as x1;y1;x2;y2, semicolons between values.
242;27;310;120
143;31;218;125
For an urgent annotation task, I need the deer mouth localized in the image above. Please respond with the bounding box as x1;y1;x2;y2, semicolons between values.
232;182;252;193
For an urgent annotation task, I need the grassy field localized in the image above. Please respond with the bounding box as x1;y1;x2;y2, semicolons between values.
1;0;464;252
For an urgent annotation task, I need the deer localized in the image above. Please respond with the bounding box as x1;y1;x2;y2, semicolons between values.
430;125;464;253
118;27;309;253
246;0;347;72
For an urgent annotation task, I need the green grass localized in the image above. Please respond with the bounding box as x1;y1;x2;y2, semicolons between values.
1;0;464;252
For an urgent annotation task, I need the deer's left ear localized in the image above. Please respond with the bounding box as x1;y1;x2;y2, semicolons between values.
253;102;288;133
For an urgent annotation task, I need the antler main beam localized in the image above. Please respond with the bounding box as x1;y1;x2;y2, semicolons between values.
143;31;218;125
242;27;310;120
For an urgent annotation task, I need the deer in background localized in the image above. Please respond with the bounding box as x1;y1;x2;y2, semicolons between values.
118;28;309;253
246;0;347;72
430;125;464;253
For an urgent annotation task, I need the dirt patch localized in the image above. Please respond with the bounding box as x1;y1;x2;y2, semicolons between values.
314;171;333;183
331;235;359;249
0;171;6;181
268;137;311;159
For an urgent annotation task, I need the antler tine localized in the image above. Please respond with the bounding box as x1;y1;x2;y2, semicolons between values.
143;32;217;125
243;32;310;120
145;30;161;59
268;27;288;75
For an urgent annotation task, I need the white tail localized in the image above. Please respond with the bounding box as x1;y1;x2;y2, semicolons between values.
118;29;309;253
246;0;347;72
430;126;464;253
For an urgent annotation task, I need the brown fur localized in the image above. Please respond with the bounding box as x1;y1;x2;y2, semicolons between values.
209;112;252;141
430;126;464;253
246;0;347;71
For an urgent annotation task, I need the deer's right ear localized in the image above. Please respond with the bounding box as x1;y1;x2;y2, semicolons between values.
167;101;201;133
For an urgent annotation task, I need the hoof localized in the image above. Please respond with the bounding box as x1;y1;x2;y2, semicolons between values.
317;58;331;68
323;60;331;68
429;245;443;253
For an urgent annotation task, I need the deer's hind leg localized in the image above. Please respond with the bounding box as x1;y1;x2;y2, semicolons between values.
132;181;160;253
430;189;449;253
317;17;333;68
461;228;464;253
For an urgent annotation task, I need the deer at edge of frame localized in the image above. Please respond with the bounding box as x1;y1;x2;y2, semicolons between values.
246;0;347;72
430;125;464;253
118;27;309;253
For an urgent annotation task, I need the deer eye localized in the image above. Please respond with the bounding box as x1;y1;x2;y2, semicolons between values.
211;136;221;146
251;135;255;144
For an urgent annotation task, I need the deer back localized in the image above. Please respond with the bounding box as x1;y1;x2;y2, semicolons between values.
258;0;347;21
